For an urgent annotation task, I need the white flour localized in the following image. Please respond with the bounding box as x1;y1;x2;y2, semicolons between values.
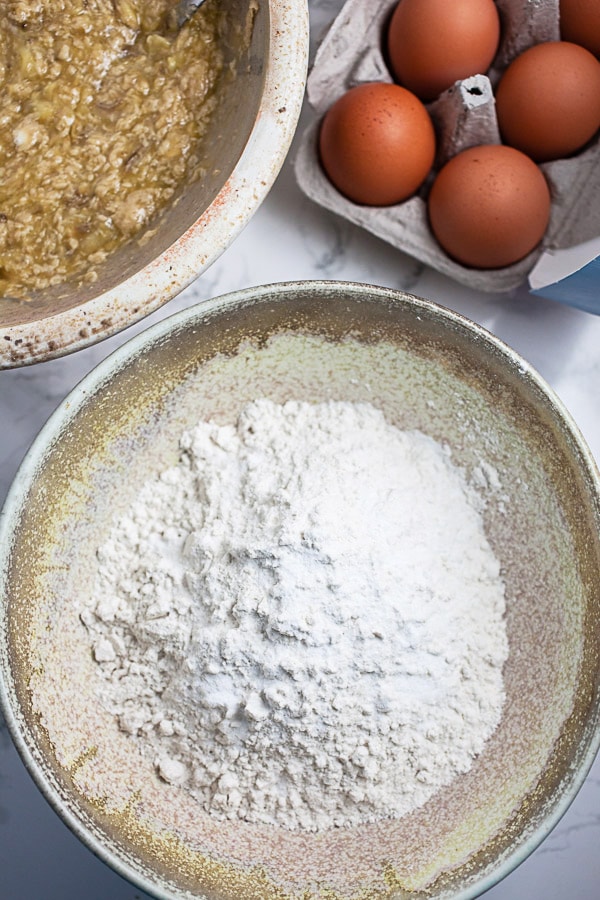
82;399;508;831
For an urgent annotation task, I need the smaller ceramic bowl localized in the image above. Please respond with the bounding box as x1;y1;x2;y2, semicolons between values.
0;0;308;368
1;281;599;900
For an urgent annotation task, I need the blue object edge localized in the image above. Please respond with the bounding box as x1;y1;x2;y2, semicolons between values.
530;257;600;316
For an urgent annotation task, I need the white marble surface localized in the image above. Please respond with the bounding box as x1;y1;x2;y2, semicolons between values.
1;2;600;897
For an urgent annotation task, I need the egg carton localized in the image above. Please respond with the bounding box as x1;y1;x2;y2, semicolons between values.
294;0;600;293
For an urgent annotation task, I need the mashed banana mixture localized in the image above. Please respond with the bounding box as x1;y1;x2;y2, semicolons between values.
0;0;225;297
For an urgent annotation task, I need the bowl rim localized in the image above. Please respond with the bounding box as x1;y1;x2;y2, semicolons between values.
0;0;309;370
1;279;599;899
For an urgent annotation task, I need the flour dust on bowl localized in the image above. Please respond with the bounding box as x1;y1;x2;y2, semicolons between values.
1;281;599;900
0;0;308;368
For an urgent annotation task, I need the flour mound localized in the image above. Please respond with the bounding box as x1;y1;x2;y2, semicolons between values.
82;399;508;831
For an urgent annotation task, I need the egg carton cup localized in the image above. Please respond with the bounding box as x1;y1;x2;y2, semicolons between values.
294;0;600;293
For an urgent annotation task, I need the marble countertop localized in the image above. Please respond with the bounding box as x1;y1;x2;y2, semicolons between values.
1;2;599;897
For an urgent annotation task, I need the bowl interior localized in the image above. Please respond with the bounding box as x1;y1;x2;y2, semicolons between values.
0;0;264;333
1;282;600;900
0;0;310;368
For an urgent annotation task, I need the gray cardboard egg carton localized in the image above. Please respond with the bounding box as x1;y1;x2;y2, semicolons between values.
294;0;600;292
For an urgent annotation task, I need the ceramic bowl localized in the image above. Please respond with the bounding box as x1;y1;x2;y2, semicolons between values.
0;0;308;369
1;281;599;899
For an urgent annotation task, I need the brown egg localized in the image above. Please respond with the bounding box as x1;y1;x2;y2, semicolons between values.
427;145;551;269
495;41;600;162
560;0;600;58
387;0;501;102
318;82;436;206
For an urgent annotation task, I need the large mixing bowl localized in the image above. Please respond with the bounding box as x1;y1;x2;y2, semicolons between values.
1;281;599;899
0;1;308;369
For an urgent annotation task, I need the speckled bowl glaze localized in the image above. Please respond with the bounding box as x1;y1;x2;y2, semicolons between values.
1;281;600;900
0;1;309;369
